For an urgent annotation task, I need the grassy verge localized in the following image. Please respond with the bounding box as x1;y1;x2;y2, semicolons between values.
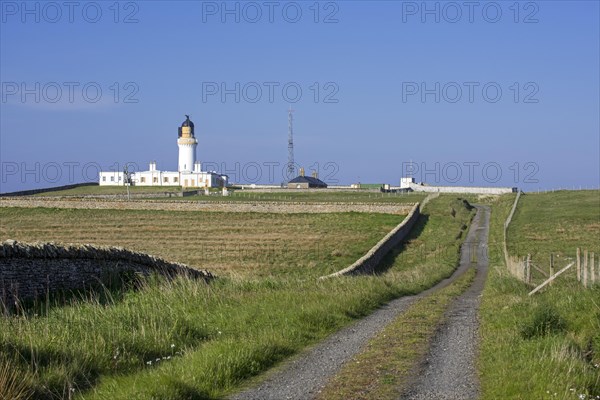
478;191;600;399
0;196;475;399
316;267;476;400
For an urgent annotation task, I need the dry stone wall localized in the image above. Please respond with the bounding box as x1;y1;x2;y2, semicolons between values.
321;202;422;278
0;240;213;307
0;198;414;215
0;182;97;197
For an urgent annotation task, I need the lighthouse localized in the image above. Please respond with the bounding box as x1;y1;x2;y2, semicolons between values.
99;114;228;188
177;115;198;173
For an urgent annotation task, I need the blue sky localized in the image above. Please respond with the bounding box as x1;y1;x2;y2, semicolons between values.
1;0;599;191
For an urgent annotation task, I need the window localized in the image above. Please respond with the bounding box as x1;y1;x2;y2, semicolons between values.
110;176;115;182
141;177;146;183
102;176;106;182
164;177;169;183
153;177;158;183
174;177;178;183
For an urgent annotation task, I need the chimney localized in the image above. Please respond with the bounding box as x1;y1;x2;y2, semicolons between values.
311;170;318;179
299;167;305;176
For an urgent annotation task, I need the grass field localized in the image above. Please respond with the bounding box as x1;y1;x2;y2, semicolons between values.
478;191;600;399
0;208;402;278
31;185;426;204
0;195;475;399
508;190;599;270
32;185;182;196
157;190;424;203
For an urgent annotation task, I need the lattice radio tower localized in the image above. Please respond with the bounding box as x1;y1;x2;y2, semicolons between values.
287;106;295;179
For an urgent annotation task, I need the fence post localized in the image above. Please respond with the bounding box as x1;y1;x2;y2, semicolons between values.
591;252;596;286
549;254;554;286
583;249;588;288
525;254;531;284
576;248;581;281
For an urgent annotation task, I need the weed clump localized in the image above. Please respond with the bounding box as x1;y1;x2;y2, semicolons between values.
520;303;567;339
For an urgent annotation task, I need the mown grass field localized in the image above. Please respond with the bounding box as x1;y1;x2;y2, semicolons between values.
0;208;402;278
478;191;600;399
31;185;426;204
163;190;424;203
32;185;182;196
0;195;475;399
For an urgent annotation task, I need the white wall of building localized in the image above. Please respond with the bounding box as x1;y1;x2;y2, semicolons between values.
399;177;515;194
99;171;126;186
178;142;196;172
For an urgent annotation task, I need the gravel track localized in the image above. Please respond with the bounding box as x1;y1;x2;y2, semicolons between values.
401;205;490;400
231;206;490;400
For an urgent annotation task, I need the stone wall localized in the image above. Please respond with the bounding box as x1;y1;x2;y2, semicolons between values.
0;240;213;307
55;190;200;199
321;202;422;278
0;198;414;215
503;191;526;280
0;182;98;197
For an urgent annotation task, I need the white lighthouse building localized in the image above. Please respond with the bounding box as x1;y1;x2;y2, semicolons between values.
99;115;228;188
177;115;197;173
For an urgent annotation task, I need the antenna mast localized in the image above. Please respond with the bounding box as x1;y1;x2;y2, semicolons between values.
287;106;295;179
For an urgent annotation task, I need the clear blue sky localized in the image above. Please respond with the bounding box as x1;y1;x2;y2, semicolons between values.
1;0;599;191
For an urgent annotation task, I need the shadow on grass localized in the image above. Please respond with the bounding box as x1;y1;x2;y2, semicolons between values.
373;213;430;275
2;271;157;318
0;340;101;398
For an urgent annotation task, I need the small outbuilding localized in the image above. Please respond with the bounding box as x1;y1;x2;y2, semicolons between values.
287;170;328;189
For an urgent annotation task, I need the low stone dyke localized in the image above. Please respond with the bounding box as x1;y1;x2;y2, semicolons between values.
0;198;415;215
0;182;98;197
321;201;422;278
0;240;213;308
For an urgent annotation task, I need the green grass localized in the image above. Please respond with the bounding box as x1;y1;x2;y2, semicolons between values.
0;195;475;399
508;190;599;284
30;185;426;204
150;190;424;204
478;191;600;400
316;268;476;400
33;185;182;196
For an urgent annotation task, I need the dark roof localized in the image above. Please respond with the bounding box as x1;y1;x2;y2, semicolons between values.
178;115;195;138
288;175;328;187
181;115;194;128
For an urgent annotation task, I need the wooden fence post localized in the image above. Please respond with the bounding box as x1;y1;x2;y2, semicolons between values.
526;254;531;284
549;254;554;286
591;252;596;286
583;250;588;288
576;248;581;281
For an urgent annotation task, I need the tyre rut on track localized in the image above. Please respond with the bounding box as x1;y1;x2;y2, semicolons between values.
230;205;490;400
401;205;490;400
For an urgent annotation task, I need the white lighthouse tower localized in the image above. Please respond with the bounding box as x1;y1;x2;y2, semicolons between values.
177;115;198;172
100;114;228;188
